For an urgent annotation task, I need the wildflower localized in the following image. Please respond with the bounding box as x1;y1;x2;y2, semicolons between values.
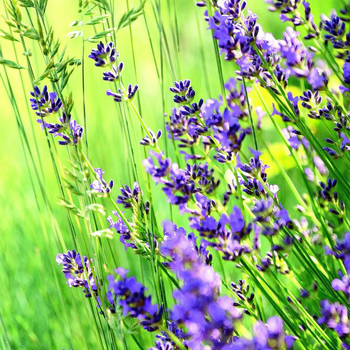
267;0;319;39
56;250;98;298
102;62;124;81
167;81;206;151
56;120;84;146
143;151;171;183
325;232;350;272
140;129;162;147
89;41;117;67
30;85;63;116
279;27;312;78
117;182;141;209
107;268;163;331
318;300;350;337
90;168;114;194
170;80;195;104
106;89;123;102
161;162;220;211
283;126;309;149
231;316;296;349
332;274;350;302
161;222;242;348
308;68;329;90
126;83;139;100
107;211;135;250
322;12;349;50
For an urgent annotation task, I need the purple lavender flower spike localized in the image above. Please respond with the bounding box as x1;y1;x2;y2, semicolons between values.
30;85;63;116
332;274;350;302
318;300;350;337
56;120;84;146
90;168;114;194
107;211;135;250
140;129;162;147
322;11;350;50
103;62;124;81
161;222;242;348
89;41;117;67
106;89;123;102
56;250;98;298
143;151;172;183
117;182;141;208
231;316;295;349
108;269;163;331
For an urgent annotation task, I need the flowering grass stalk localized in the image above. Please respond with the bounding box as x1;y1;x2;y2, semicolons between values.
2;0;350;349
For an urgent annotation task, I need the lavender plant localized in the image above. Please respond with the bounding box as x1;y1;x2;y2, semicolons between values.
2;0;350;349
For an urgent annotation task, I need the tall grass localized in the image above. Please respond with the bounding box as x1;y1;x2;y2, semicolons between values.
0;0;348;349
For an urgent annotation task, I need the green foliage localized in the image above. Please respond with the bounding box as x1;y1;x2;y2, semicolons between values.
0;56;24;69
117;0;146;31
0;29;19;42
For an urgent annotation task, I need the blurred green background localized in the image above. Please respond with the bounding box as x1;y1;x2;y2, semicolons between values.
0;0;343;349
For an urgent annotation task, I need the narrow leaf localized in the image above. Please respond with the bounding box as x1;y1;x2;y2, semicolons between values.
86;28;116;42
84;14;109;26
117;0;146;31
0;29;19;42
0;57;24;69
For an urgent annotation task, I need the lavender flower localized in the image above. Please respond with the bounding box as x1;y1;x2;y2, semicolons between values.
90;168;114;194
332;274;350;302
91;42;139;103
30;85;63;116
161;222;242;348
56;120;84;146
140;129;162;147
89;41;117;67
170;80;195;104
107;268;163;331
143;151;172;183
107;211;135;250
318;300;350;337
56;250;98;298
322;12;350;50
267;0;319;39
325;232;350;272
29;86;84;146
117;182;141;209
231;316;296;349
103;62;124;81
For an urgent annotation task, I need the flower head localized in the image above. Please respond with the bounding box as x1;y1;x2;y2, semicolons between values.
30;85;63;116
56;250;97;298
89;41;117;67
108;269;163;331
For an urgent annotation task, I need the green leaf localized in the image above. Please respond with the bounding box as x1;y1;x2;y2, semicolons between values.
58;198;84;217
0;29;19;42
39;0;48;15
83;6;96;17
86;28;116;42
117;0;146;31
49;40;60;59
84;14;109;26
22;27;40;40
19;0;34;7
92;0;110;12
0;57;24;69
